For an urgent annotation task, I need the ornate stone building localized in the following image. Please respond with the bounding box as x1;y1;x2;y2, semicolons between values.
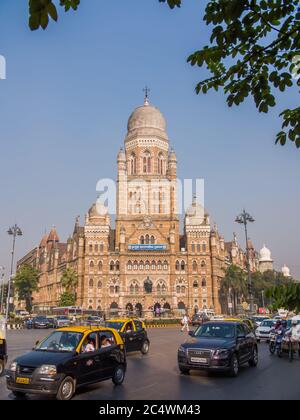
16;97;260;315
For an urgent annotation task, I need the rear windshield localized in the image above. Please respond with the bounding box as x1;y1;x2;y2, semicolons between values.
261;320;275;327
105;321;124;331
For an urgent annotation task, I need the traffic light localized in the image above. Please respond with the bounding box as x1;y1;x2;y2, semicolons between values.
247;283;253;295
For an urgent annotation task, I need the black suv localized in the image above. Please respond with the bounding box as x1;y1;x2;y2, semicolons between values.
178;321;258;377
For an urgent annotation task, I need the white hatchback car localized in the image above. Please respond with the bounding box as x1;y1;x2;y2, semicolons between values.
256;319;276;342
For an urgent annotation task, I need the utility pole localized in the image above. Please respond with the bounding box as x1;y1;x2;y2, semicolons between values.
6;224;23;322
0;266;5;313
235;210;255;313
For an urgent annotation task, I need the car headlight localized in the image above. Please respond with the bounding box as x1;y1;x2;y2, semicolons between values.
178;345;186;354
10;361;17;372
38;365;57;375
213;349;230;359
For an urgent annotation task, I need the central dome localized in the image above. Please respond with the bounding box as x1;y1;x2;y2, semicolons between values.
127;101;167;134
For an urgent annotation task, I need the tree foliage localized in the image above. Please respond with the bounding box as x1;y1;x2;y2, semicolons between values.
220;264;247;314
27;0;300;147
61;267;78;293
59;291;76;307
14;265;39;312
265;282;300;312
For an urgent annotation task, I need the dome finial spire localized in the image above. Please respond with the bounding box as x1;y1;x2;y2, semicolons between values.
143;85;150;106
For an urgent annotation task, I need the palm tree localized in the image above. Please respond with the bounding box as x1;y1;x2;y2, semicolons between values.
220;265;247;314
61;268;78;294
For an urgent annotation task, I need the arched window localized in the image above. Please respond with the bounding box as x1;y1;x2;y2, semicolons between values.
157;260;162;270
145;260;150;270
100;243;104;253
201;260;206;268
89;244;93;253
140;236;145;244
181;286;186;294
175;260;180;271
163;260;168;270
142;151;151;173
176;285;181;294
192;261;198;272
193;280;199;288
158;152;165;175
151;260;156;270
129;281;139;295
139;260;144;270
127;261;132;271
110;285;114;294
202;242;207;253
133;260;138;270
97;280;102;289
109;261;114;271
94;244;98;253
150;235;155;244
191;243;195;253
115;260;120;271
98;261;103;271
181;260;185;271
197;243;201;253
145;234;150;244
89;278;94;288
202;278;207;287
89;260;94;269
130;153;136;175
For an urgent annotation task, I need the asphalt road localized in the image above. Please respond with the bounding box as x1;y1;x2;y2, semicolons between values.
1;327;300;400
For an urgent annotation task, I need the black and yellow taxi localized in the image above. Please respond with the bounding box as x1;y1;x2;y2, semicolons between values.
0;316;7;376
105;318;150;354
6;326;126;400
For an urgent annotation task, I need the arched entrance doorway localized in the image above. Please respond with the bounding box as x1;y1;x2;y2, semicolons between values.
135;303;143;317
154;302;161;317
125;303;133;315
178;301;186;315
109;301;119;316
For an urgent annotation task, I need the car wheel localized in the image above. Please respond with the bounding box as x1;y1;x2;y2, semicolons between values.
229;354;239;377
0;361;4;376
141;340;150;355
249;347;258;367
112;365;125;385
269;342;275;354
256;339;260;343
56;376;75;400
12;391;26;399
179;367;190;375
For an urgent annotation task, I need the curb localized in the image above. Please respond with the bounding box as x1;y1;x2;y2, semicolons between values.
146;324;181;329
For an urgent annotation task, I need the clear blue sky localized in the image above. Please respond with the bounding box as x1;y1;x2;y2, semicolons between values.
0;0;299;279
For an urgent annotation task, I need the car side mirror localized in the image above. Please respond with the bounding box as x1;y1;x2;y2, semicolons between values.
237;334;245;340
35;340;39;346
188;331;195;337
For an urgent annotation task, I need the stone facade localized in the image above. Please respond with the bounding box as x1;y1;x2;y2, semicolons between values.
16;98;259;315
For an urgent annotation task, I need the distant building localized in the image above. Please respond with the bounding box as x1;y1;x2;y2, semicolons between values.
258;244;274;273
281;264;291;278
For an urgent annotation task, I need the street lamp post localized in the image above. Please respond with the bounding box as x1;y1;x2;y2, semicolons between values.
0;266;5;314
235;210;255;313
6;224;23;322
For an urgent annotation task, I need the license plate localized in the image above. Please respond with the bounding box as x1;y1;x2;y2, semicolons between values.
16;377;30;385
190;357;208;364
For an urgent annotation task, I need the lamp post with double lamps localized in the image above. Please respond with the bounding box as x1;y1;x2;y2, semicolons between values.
6;224;23;322
0;266;5;314
235;210;255;313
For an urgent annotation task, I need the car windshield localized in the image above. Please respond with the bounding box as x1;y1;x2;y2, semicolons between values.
57;316;68;320
105;321;124;331
194;323;235;339
36;331;83;352
261;320;275;327
252;317;267;322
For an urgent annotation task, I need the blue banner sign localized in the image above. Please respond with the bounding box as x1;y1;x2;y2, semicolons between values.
128;244;167;251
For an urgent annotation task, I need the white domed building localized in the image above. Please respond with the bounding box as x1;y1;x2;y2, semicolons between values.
258;244;274;273
281;264;291;278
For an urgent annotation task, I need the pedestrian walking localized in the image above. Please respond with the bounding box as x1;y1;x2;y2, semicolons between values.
181;313;190;332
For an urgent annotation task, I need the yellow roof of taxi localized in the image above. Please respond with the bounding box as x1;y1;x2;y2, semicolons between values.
58;325;115;333
106;318;137;322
